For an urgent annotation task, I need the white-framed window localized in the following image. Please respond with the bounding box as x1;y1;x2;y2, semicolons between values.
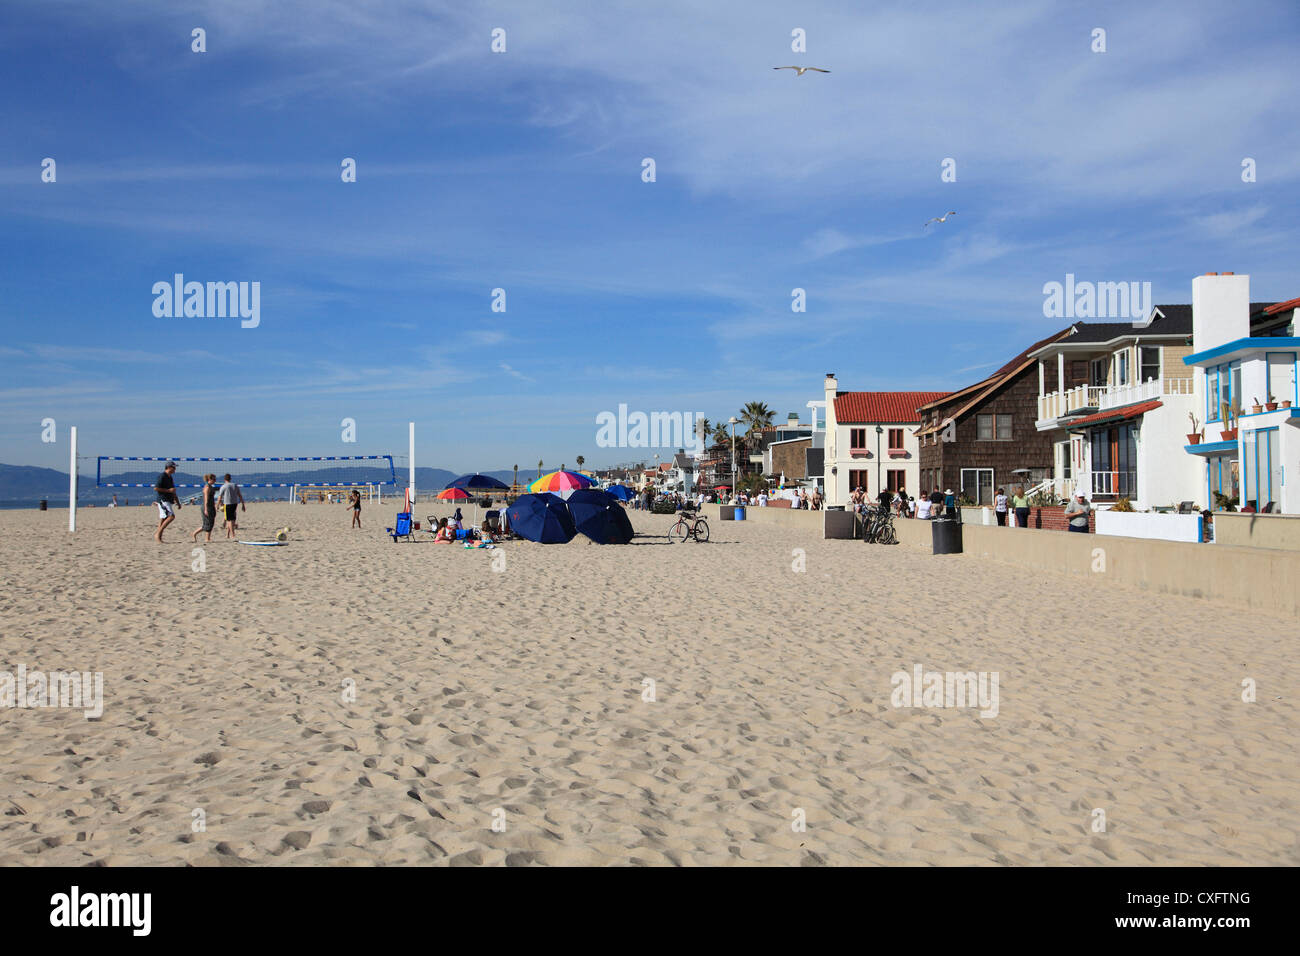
1266;351;1297;406
960;468;994;504
1139;345;1160;383
977;414;1013;440
1091;357;1108;387
1116;350;1130;386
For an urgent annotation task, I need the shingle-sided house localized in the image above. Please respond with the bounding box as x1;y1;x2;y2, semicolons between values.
915;328;1073;504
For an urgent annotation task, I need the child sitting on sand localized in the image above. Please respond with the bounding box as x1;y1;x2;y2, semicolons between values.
432;517;455;543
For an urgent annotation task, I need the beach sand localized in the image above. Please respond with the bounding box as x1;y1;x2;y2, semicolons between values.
1;501;1296;866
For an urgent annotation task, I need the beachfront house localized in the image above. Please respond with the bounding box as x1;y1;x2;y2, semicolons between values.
1028;309;1201;508
915;332;1071;504
1181;273;1300;514
821;374;950;505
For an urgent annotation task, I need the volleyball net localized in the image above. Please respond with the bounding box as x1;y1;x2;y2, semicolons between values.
96;455;397;489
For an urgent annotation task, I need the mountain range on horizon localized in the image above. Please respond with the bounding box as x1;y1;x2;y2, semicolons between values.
0;462;537;504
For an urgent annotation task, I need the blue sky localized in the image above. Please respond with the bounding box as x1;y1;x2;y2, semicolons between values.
3;0;1299;473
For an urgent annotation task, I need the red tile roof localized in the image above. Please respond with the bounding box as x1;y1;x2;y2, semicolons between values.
1065;399;1162;428
834;391;951;424
1263;296;1300;315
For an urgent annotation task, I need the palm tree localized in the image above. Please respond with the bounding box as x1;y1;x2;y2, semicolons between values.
711;423;731;450
740;401;775;439
537;459;543;479
696;418;711;447
513;464;519;493
576;455;585;469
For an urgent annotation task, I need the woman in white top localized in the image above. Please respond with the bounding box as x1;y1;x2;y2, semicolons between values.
994;487;1009;526
916;496;933;519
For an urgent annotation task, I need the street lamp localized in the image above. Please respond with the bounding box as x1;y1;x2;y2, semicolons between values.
728;416;739;494
875;424;884;496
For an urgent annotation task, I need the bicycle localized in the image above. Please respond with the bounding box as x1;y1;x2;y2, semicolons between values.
668;507;710;543
860;504;897;545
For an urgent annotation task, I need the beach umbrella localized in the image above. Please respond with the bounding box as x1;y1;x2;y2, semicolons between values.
446;474;508;522
505;493;576;544
565;488;634;545
528;470;594;500
437;487;473;500
605;484;633;501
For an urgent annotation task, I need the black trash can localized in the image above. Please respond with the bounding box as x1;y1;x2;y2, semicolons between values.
932;517;963;554
39;498;48;511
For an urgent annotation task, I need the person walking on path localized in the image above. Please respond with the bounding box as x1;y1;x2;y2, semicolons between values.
154;461;181;542
191;473;218;543
348;488;362;529
1065;491;1092;533
1012;486;1030;528
217;473;245;538
994;487;1009;526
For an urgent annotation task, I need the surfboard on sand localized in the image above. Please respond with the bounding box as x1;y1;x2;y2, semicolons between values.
238;540;287;546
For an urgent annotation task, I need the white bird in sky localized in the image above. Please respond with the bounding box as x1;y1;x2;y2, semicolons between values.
773;66;830;75
923;211;957;229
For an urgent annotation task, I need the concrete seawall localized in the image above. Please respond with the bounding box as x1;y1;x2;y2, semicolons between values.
710;504;1300;618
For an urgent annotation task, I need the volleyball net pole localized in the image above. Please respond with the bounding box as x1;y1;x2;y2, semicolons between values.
69;425;77;533
408;421;415;508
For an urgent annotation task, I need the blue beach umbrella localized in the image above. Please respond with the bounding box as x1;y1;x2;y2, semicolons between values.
505;493;577;544
447;473;510;492
565;488;634;545
604;484;633;501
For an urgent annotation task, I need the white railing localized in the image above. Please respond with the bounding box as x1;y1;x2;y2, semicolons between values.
1098;376;1194;410
1088;470;1137;497
1038;384;1106;422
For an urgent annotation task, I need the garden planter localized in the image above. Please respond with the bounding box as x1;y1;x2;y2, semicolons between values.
1220;428;1238;441
1251;405;1263;414
1186;433;1201;445
1266;402;1278;411
1283;401;1293;409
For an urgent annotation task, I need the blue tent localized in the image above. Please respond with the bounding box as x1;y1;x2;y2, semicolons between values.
604;484;633;501
565;488;634;545
505;493;576;543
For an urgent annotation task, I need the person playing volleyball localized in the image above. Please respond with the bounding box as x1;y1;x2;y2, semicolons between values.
348;488;362;529
153;462;180;542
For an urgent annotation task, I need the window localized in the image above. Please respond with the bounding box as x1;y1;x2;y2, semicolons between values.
848;469;869;494
1116;350;1130;386
1207;454;1239;508
1090;358;1108;387
1139;346;1160;383
960;468;994;504
886;469;906;492
887;428;904;452
1266;352;1297;405
1207;362;1240;421
977;414;1012;440
849;427;868;452
1242;427;1280;510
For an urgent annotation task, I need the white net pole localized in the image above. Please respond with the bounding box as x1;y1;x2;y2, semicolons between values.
408;422;416;506
69;425;77;533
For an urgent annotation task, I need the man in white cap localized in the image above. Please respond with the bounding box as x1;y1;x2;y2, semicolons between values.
1065;491;1091;533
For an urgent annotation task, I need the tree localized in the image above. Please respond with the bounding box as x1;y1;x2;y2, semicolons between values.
576;455;585;468
740;401;775;443
537;459;543;479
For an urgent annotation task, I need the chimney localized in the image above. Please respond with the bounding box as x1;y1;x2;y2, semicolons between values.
1192;272;1250;353
787;412;799;425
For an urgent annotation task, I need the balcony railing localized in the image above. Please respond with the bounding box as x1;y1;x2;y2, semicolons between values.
1097;376;1194;410
1088;470;1137;497
1038;377;1195;422
1038;384;1105;422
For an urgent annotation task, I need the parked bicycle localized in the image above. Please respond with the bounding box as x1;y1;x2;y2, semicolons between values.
860;504;897;545
668;505;710;543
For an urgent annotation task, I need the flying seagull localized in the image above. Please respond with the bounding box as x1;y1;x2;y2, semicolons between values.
923;211;957;229
773;66;830;75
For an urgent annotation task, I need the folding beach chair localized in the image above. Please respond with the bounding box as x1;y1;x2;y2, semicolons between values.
387;512;414;542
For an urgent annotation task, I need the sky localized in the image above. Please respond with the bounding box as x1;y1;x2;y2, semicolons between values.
3;0;1299;474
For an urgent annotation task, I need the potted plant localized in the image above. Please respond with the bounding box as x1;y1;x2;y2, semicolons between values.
1283;398;1294;409
1186;412;1202;445
1220;401;1238;441
1265;394;1279;412
1251;396;1263;415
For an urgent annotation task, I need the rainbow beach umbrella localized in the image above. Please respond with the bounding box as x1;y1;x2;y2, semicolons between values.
528;470;594;500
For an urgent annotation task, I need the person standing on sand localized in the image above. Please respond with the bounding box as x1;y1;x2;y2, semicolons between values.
994;487;1008;526
348;488;362;529
191;474;218;543
217;473;244;538
153;462;180;542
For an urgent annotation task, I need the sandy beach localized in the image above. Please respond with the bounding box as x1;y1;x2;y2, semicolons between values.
0;501;1296;866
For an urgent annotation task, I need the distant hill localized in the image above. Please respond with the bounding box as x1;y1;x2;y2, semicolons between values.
0;462;520;506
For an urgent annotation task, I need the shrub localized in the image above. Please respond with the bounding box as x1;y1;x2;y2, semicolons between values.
1112;497;1135;512
650;499;678;514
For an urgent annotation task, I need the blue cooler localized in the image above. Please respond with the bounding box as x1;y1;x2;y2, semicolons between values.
735;506;746;521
